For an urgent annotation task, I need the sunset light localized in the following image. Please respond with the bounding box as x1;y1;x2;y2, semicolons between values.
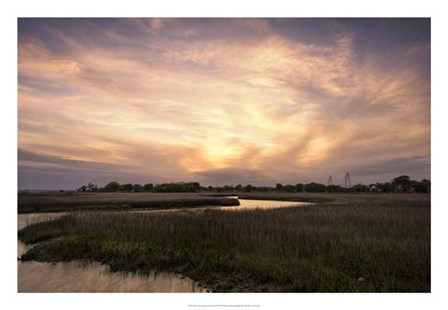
18;18;430;189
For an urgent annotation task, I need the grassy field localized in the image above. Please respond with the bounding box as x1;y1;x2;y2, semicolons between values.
18;193;430;292
18;192;240;213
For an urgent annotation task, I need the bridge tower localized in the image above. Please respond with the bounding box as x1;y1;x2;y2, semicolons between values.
344;172;352;188
328;175;334;186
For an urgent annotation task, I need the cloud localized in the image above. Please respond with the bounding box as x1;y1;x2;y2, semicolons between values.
193;168;274;186
18;147;190;189
18;148;132;175
18;19;430;189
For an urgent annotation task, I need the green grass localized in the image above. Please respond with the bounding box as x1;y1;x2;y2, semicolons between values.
18;197;430;292
18;194;239;213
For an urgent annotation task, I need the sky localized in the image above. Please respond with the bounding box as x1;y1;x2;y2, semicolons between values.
17;18;430;190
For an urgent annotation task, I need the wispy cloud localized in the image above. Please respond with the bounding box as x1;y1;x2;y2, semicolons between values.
18;18;430;189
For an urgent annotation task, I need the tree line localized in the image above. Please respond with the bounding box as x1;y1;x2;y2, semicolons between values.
77;181;201;193
77;175;430;194
275;175;430;193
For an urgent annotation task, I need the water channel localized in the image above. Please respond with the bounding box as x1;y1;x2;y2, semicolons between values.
18;198;309;292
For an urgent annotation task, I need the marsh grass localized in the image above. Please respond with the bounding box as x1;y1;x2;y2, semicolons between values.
18;194;239;213
19;198;430;292
237;193;332;203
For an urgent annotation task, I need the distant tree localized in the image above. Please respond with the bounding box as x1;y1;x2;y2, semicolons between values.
244;184;254;192
340;186;355;193
304;182;326;193
223;185;232;192
133;184;143;192
153;183;170;192
370;183;379;192
84;182;99;192
326;185;342;193
295;183;304;192
352;183;369;192
276;183;284;191
235;184;243;191
382;182;393;193
283;184;296;192
105;181;120;192
143;183;154;191
411;180;430;193
422;179;431;193
190;182;201;191
392;175;412;192
77;185;87;192
122;183;133;191
152;182;201;193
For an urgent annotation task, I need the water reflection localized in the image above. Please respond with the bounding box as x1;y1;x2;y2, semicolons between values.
223;198;310;210
18;260;206;292
18;197;309;292
18;213;207;293
125;198;310;214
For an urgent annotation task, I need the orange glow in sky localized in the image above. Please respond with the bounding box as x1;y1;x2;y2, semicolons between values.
18;18;430;189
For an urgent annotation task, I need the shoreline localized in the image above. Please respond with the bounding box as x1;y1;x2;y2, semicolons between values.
18;194;240;213
18;194;430;292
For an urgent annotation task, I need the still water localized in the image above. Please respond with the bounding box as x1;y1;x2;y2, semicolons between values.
18;260;205;292
222;197;309;210
18;198;309;292
135;198;310;213
18;213;206;292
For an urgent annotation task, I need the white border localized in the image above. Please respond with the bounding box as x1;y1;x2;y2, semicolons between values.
3;1;447;309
